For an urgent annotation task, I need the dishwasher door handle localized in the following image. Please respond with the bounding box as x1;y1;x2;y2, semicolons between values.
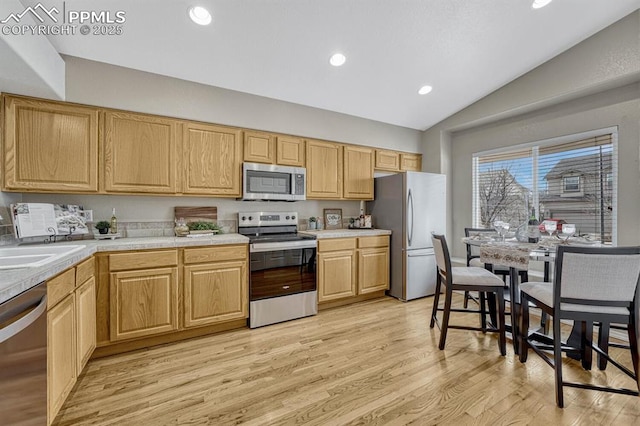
0;295;47;344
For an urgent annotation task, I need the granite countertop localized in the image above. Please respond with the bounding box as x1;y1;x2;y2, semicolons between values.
0;234;249;305
299;229;391;239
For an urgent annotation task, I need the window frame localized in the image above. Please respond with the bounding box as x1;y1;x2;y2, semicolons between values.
562;176;581;193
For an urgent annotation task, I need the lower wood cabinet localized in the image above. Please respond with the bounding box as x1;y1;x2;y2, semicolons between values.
47;293;76;425
317;236;390;305
47;257;96;425
109;267;179;341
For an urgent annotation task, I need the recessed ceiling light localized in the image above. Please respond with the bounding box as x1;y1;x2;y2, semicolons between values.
418;85;433;95
329;53;346;67
189;6;212;25
531;0;553;9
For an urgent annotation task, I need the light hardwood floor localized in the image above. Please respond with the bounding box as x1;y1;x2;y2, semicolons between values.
54;295;640;425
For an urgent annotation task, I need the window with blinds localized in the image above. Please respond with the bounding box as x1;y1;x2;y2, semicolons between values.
472;133;615;242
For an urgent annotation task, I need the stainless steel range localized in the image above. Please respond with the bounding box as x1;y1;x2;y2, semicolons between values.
238;211;317;328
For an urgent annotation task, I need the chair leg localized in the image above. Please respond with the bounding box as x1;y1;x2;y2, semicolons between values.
463;290;470;308
597;322;610;370
553;316;564;408
581;321;593;370
430;273;442;328
630;310;640;391
438;288;453;350
519;295;530;363
496;290;506;356
479;291;487;333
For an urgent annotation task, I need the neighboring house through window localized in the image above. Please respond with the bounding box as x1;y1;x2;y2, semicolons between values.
472;129;617;243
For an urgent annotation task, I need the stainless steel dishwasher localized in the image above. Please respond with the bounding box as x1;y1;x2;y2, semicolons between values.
0;282;48;425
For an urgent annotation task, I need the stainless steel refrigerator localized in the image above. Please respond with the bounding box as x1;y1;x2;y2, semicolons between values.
367;172;446;301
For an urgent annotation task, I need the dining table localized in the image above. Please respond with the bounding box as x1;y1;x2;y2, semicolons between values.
461;236;600;355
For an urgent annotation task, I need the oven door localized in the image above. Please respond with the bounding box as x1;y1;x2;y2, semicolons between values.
250;247;316;300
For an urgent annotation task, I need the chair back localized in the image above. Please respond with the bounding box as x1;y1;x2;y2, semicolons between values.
554;245;640;308
464;227;498;265
431;234;452;283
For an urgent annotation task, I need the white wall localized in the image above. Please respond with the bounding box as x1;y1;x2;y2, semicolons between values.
421;10;640;258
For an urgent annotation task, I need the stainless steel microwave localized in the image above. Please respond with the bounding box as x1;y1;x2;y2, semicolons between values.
242;162;306;201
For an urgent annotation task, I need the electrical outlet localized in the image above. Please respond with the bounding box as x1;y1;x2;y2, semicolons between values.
83;209;94;222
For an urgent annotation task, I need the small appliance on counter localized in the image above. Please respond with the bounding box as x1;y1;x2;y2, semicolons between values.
238;211;317;328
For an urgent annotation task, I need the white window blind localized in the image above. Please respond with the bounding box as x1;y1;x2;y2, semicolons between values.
472;132;615;243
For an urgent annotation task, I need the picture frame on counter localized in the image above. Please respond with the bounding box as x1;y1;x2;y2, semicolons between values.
323;208;342;230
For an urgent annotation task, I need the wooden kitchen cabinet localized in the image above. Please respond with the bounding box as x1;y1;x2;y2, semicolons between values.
343;145;374;199
276;135;305;166
109;267;179;341
243;130;275;164
306;139;343;199
357;236;390;294
183;245;248;328
400;152;422;171
47;293;76;425
46;257;96;425
375;149;401;171
103;110;180;193
317;238;356;302
182;122;242;196
2;94;99;193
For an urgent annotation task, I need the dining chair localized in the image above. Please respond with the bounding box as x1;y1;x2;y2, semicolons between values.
518;245;640;408
430;234;507;355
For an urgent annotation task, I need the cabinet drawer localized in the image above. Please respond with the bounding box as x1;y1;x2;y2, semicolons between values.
318;238;356;252
183;245;247;264
47;268;76;309
109;250;178;271
358;235;389;249
75;257;95;286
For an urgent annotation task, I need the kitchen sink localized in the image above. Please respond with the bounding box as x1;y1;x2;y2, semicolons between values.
0;245;85;270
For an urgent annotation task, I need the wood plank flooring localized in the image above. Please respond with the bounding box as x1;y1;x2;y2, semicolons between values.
54;295;640;425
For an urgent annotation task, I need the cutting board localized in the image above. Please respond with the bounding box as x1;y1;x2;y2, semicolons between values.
174;206;217;224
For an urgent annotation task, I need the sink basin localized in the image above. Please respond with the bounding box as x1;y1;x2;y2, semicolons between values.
0;245;85;270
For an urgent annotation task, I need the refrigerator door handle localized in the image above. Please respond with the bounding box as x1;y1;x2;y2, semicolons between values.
407;188;414;247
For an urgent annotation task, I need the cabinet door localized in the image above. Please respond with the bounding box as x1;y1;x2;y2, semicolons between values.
109;267;178;341
183;261;248;328
306;139;343;199
48;294;76;424
243;130;275;164
75;277;96;373
318;250;356;302
375;150;400;171
183;122;242;196
344;145;374;199
3;95;98;192
400;153;422;171
276;136;305;166
358;247;390;294
104;111;179;193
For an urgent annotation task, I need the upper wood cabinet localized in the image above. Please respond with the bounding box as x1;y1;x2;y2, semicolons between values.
306;139;343;199
343;145;374;199
3;95;99;192
375;149;400;171
276;135;305;167
103;111;179;193
243;130;275;164
400;153;422;171
183;122;242;196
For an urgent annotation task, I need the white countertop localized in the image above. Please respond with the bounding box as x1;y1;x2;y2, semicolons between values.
0;234;249;305
299;229;391;239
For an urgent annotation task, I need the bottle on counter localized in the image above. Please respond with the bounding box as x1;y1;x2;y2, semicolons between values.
527;208;539;243
359;207;365;228
110;208;118;234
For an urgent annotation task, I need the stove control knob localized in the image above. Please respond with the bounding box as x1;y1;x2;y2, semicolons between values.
291;215;296;220
286;216;290;220
241;216;246;221
248;216;253;221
